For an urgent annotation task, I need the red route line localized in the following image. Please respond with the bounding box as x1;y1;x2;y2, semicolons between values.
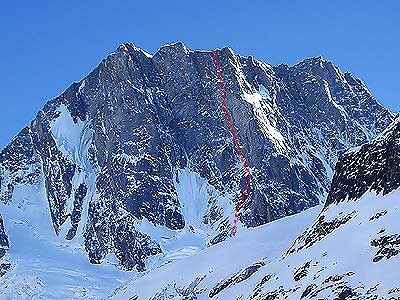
211;49;252;237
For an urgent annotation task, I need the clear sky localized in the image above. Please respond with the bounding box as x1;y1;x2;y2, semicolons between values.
0;0;399;148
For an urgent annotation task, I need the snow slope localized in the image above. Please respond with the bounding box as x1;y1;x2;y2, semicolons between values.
2;183;398;299
244;189;400;299
108;189;400;300
109;206;320;299
0;179;130;299
0;177;321;300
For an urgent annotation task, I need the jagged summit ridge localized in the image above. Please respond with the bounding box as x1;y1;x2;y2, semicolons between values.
0;42;394;271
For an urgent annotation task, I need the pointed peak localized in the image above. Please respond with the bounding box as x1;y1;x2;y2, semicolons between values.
155;41;189;56
276;62;290;70
219;46;235;54
343;71;356;80
295;55;332;68
311;55;327;62
343;71;369;90
115;42;152;58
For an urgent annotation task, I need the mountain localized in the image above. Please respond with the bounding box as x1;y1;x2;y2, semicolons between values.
0;41;394;284
110;116;400;300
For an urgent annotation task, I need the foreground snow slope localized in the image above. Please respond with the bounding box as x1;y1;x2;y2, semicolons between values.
108;189;400;300
109;206;320;299
245;190;400;299
0;182;319;299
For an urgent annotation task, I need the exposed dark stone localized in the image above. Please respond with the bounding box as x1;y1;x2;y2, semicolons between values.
323;274;345;284
209;261;265;298
250;273;276;299
286;211;356;255
388;287;400;295
256;285;300;300
209;231;229;245
0;262;11;277
301;284;317;299
326;117;400;207
110;215;162;271
66;183;88;240
369;210;387;222
0;214;9;259
371;234;400;262
150;275;206;300
0;127;42;203
377;228;386;235
302;272;360;299
335;286;357;300
293;260;311;282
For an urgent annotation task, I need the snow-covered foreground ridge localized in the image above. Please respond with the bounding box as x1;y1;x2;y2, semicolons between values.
109;206;320;299
1;185;399;299
109;190;400;300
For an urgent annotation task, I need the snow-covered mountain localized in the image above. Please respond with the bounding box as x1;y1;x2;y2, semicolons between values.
109;115;400;300
0;42;396;298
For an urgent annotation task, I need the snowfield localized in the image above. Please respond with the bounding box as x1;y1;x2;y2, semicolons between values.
0;180;131;299
2;184;400;299
109;189;400;300
109;206;320;299
0;173;319;299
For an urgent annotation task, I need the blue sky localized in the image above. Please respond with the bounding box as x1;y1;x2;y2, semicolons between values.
0;0;399;148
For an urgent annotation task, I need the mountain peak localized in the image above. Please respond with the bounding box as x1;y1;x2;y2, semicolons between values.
0;42;394;280
294;55;331;68
155;41;189;56
116;41;152;58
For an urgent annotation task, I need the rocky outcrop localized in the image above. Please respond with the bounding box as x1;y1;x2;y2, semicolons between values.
326;115;400;207
371;233;400;262
0;214;10;277
209;261;265;298
0;214;8;259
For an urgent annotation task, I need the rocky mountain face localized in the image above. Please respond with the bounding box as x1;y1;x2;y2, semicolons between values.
111;116;400;300
0;42;394;271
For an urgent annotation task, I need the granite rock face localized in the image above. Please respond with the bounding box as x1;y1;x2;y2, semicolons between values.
0;42;394;270
0;214;9;277
0;214;8;259
326;114;400;207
